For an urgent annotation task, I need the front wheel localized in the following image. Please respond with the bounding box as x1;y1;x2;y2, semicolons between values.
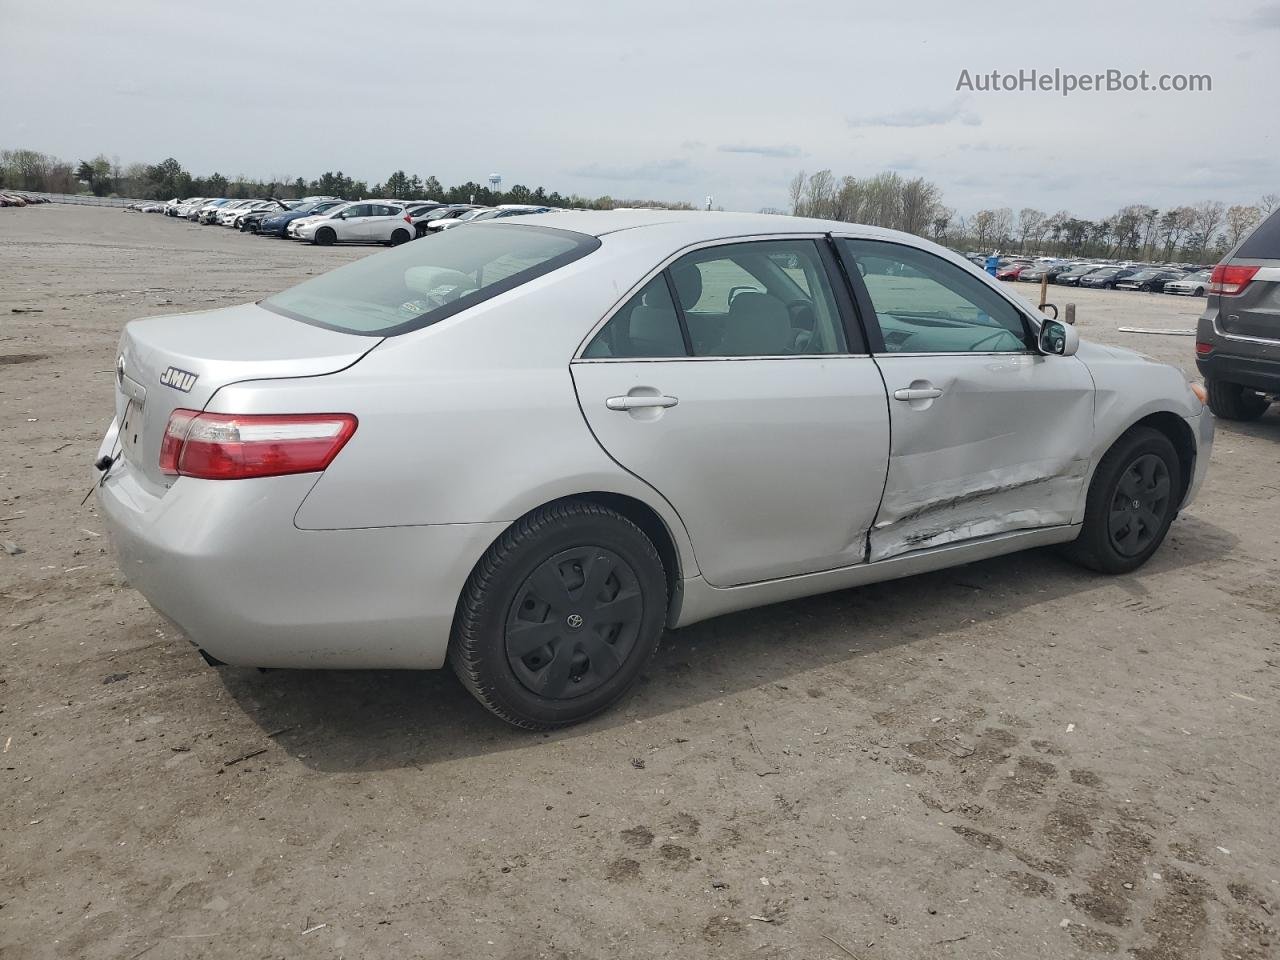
449;501;668;730
1066;427;1181;574
314;226;336;246
1206;379;1271;421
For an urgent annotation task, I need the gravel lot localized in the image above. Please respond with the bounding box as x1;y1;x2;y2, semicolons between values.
2;205;1278;960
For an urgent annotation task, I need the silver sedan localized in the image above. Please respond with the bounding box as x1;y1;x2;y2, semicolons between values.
95;212;1214;728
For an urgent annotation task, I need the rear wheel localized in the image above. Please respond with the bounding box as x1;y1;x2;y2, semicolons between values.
449;500;667;730
1066;427;1181;574
314;226;336;246
1206;378;1271;420
389;228;410;246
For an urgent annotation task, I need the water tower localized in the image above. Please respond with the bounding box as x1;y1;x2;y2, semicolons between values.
488;173;502;196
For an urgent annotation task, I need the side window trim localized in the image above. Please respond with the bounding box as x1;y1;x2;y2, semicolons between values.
818;237;873;355
661;269;695;356
834;236;1037;356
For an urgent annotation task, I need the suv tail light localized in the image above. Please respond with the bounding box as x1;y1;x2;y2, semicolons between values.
1195;341;1213;356
160;410;357;480
1208;264;1259;296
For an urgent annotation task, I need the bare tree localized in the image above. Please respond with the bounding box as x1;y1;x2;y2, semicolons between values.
971;209;996;250
787;171;806;216
1190;200;1226;258
803;170;837;219
1016;208;1047;254
1259;193;1279;215
899;177;942;237
1224;204;1261;248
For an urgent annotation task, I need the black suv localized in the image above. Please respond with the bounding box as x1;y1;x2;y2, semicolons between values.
1196;208;1280;420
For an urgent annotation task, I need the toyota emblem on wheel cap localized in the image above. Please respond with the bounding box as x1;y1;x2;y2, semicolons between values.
566;614;584;629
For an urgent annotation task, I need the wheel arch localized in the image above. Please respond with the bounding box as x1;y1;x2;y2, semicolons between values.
458;492;687;631
1106;411;1197;509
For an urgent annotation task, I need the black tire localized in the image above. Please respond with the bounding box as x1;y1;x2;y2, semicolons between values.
1139;283;1152;292
314;226;336;246
1194;287;1205;296
1206;379;1271;421
449;500;667;730
1066;427;1182;574
389;228;410;246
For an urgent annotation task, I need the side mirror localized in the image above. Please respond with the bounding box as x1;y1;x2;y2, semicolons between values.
1038;318;1079;357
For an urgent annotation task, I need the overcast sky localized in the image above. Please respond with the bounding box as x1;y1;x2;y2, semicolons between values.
3;0;1276;217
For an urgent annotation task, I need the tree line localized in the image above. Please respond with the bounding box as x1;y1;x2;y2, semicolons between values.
0;148;694;212
790;168;1276;262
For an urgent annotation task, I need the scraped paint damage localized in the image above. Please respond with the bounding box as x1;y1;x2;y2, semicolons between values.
868;457;1089;562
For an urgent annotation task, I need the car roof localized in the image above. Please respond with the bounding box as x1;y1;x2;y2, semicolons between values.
509;209;944;247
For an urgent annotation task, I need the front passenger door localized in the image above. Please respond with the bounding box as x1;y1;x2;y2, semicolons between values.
337;203;372;241
836;237;1096;562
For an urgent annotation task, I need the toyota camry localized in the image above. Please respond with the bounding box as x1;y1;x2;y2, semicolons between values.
95;211;1214;729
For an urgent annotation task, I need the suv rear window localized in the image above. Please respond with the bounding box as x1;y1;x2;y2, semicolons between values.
262;223;599;336
1236;208;1280;260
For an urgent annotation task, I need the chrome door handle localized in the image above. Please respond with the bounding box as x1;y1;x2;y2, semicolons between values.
893;387;943;401
606;395;679;411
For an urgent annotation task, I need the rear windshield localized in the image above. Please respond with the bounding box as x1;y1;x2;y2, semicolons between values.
262;223;599;336
1236;208;1280;260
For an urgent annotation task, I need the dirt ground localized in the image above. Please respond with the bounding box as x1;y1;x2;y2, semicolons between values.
2;205;1278;960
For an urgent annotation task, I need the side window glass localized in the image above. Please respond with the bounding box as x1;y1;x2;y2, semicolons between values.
839;239;1029;354
582;276;687;359
670;240;846;357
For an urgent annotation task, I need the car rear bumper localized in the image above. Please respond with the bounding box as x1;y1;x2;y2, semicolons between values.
94;422;503;670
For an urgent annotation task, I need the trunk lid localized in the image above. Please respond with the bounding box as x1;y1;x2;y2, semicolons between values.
114;302;378;491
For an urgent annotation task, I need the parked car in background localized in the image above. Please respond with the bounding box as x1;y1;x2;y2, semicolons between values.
1165;269;1212;297
1054;264;1102;286
1079;267;1136;289
95;211;1212;729
294;201;414;245
190;199;230;222
418;205;480;234
259;198;346;237
430;207;495;231
172;198;208;219
1195;206;1280;420
236;200;294;233
217;200;266;227
435;205;553;231
1114;269;1186;292
996;262;1034;281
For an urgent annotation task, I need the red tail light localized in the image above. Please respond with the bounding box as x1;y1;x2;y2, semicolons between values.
1208;264;1259;296
404;214;413;224
159;410;357;480
1195;341;1213;356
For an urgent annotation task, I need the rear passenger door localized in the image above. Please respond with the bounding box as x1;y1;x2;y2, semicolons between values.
571;237;890;587
836;237;1095;562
